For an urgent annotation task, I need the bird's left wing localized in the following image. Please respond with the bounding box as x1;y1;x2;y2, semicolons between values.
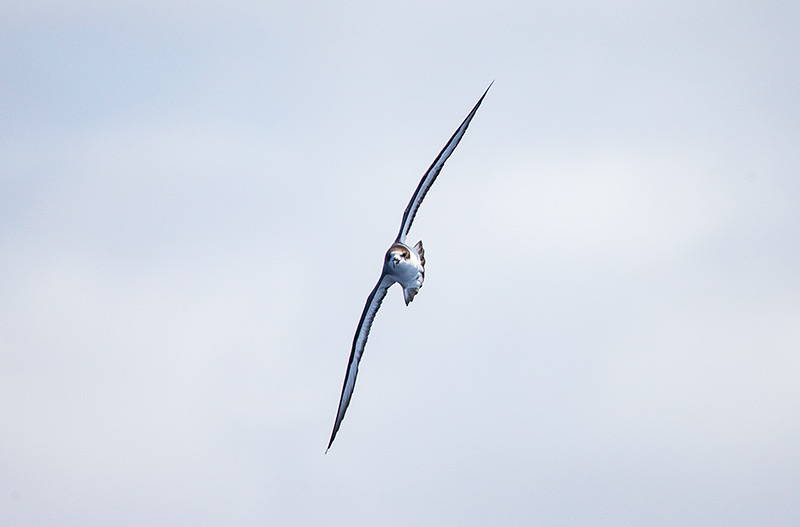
327;273;395;451
395;82;492;244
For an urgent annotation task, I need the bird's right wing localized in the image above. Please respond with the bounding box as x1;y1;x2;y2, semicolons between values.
327;273;395;451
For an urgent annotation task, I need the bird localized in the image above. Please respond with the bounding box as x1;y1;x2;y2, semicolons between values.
326;83;492;452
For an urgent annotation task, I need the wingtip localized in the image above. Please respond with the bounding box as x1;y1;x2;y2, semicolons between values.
474;81;493;108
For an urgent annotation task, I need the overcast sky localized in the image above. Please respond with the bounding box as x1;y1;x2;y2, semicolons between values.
1;1;799;525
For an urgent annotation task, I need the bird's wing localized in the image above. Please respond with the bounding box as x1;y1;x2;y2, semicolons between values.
327;274;395;451
395;82;492;244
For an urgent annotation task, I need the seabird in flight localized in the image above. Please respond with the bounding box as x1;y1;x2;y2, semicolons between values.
327;83;492;452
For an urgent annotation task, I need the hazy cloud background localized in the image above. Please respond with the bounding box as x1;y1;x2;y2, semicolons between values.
2;1;798;525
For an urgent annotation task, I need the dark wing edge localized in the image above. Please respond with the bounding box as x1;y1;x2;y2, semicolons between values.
326;274;394;452
395;81;493;244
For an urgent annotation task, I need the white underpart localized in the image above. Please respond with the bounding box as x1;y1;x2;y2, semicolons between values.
388;246;424;304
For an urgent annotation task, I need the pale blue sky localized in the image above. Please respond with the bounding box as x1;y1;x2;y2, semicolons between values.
1;2;799;525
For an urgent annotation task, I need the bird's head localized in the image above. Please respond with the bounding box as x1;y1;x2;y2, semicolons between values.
385;243;411;269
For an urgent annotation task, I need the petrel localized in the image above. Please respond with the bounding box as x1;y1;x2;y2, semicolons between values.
326;83;492;452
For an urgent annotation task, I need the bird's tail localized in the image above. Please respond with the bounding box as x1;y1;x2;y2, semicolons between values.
403;240;425;306
413;240;425;270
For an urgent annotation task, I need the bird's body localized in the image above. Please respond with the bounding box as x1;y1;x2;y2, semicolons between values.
385;241;425;306
326;84;491;452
